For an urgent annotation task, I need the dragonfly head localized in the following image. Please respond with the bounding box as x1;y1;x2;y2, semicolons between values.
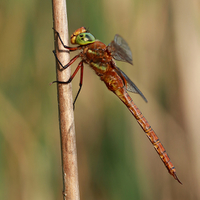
71;27;95;45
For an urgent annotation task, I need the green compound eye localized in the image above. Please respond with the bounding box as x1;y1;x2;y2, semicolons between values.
75;32;95;45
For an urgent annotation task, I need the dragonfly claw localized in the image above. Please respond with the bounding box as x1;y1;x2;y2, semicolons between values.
173;172;182;184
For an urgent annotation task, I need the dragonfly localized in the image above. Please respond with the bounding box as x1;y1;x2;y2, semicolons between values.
52;27;182;184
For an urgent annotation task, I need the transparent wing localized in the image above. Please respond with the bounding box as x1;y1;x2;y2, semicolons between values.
108;34;133;65
114;66;147;102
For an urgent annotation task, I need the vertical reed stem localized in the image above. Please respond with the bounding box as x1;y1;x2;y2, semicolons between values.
52;1;80;199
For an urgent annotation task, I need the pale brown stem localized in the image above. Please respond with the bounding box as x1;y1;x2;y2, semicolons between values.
52;0;80;199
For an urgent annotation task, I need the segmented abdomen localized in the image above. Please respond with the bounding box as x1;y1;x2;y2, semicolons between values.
114;88;182;184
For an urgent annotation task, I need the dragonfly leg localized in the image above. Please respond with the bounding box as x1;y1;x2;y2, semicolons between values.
53;28;81;51
73;61;84;108
51;60;84;109
53;50;80;69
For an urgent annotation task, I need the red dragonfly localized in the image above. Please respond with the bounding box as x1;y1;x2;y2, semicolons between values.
52;27;182;184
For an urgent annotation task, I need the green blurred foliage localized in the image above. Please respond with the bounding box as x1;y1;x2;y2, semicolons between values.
0;0;200;200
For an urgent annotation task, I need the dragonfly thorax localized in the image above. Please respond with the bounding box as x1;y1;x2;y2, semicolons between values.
81;41;112;66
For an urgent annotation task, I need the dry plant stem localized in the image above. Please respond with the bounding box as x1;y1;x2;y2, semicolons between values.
52;0;80;199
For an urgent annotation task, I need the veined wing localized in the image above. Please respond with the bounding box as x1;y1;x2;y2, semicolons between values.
114;65;148;103
107;34;133;65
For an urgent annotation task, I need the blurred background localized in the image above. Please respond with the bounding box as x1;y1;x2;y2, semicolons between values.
0;0;200;199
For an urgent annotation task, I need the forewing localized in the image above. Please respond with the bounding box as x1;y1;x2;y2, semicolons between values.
108;34;133;65
115;66;148;102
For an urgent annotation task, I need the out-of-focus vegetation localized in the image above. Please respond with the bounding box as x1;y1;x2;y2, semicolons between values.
0;0;200;199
